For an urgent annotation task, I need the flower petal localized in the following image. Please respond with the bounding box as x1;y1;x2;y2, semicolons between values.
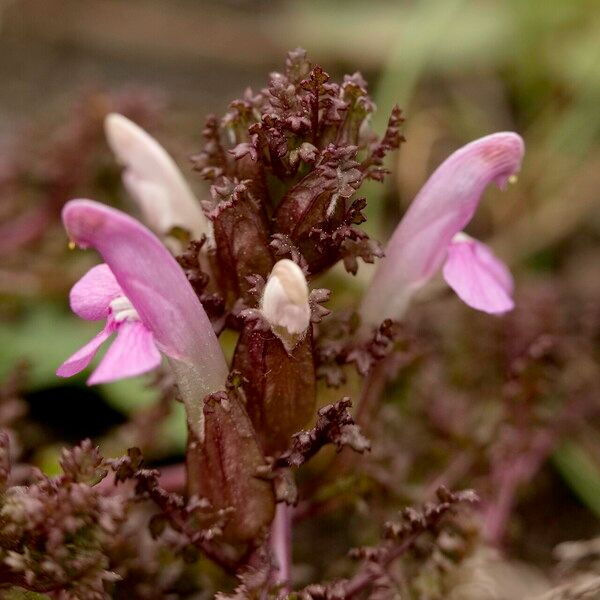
56;323;113;378
62;199;229;437
442;235;514;314
88;321;161;385
261;259;311;353
122;170;174;234
70;263;123;321
360;132;524;326
105;113;209;239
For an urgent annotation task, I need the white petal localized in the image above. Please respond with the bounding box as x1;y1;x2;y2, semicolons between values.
105;113;208;240
261;259;311;352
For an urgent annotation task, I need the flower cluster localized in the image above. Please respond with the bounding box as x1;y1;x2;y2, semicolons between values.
0;438;124;598
45;49;524;596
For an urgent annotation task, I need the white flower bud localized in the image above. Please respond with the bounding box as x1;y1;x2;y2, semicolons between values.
260;259;311;353
104;113;209;242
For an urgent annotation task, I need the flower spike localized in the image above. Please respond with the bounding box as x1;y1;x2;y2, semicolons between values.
360;132;524;327
59;199;228;437
105;113;209;240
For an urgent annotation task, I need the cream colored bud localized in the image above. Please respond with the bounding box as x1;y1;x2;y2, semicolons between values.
104;113;209;242
261;259;311;353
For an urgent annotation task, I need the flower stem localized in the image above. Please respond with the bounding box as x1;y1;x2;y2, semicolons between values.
355;353;405;434
271;502;292;593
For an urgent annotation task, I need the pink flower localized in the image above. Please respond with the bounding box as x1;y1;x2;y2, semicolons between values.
57;199;228;437
57;263;161;385
360;132;524;327
443;232;514;314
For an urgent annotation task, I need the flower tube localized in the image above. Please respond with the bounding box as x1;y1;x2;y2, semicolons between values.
59;199;228;437
360;133;524;327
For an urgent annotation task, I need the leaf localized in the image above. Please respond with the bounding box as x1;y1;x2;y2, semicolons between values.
100;376;159;413
0;303;98;389
1;591;50;599
161;402;187;453
553;441;600;519
0;302;161;415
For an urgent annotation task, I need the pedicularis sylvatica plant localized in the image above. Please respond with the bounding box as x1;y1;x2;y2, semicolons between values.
2;50;525;598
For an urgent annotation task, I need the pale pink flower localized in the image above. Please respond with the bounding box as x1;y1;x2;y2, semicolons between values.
360;132;524;327
443;232;514;314
57;263;161;385
57;199;228;437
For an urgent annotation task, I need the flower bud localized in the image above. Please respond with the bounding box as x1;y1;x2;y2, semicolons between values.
232;260;315;455
104;113;209;242
261;259;311;353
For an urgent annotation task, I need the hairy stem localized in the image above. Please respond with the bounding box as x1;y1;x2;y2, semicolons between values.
342;533;420;598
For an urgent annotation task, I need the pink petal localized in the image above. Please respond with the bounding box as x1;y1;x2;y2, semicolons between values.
62;200;228;437
361;132;524;325
70;263;123;321
105;113;209;239
88;321;161;385
442;237;514;314
56;323;113;378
